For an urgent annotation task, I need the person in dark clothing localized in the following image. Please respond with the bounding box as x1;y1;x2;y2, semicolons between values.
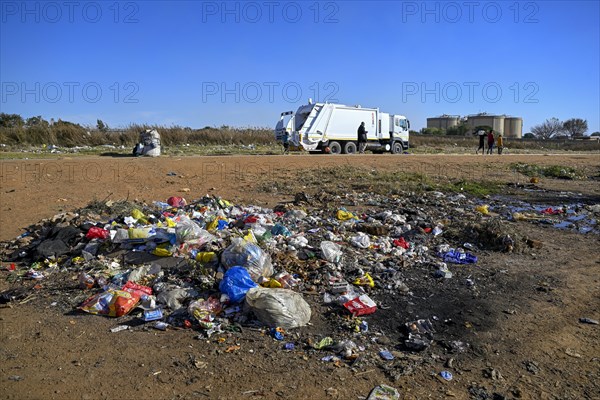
476;129;486;154
487;130;495;154
282;131;290;154
357;122;367;154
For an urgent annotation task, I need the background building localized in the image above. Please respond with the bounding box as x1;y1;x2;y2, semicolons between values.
426;115;461;130
427;113;523;138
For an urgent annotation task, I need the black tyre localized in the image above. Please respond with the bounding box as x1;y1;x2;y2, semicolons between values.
343;141;357;154
391;141;403;154
329;141;342;155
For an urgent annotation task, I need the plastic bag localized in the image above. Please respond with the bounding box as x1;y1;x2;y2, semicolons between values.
79;289;140;317
156;287;198;310
439;249;478;264
475;205;489;215
336;210;357;221
188;297;222;328
245;287;311;329
86;227;109;240
320;241;342;263
271;224;291;237
350;232;371;248
167;196;187;208
393;237;410;249
175;216;214;244
221;238;273;281
219;267;258;303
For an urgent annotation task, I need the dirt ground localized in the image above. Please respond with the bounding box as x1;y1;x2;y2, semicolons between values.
0;153;599;400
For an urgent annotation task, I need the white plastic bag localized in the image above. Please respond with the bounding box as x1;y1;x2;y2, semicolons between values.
245;287;311;329
320;241;342;263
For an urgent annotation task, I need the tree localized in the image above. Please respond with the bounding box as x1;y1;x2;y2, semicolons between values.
562;118;588;137
0;113;24;128
97;119;109;132
420;127;444;135
591;131;600;137
25;115;49;128
530;118;562;139
523;133;535;139
446;124;469;136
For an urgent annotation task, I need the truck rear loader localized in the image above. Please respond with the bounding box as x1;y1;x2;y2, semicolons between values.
275;100;410;154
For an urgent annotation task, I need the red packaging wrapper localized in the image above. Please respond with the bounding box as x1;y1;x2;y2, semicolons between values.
122;281;153;297
343;294;377;316
86;227;109;240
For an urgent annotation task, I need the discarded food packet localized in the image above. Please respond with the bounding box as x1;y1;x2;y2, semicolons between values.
110;325;130;333
379;350;394;360
330;281;350;294
284;342;295;350
154;321;169;331
367;384;400;400
144;308;164;322
313;336;334;350
343;294;377;316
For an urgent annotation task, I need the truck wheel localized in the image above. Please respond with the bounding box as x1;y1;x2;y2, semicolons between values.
343;142;357;154
391;142;403;154
328;141;342;155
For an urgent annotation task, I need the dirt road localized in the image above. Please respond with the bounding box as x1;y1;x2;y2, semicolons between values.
1;153;598;241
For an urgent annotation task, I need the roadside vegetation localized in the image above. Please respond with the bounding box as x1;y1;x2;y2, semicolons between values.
510;163;587;180
1;113;598;158
258;165;503;198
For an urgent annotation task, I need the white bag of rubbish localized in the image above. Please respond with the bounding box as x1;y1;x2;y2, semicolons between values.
245;287;311;329
221;238;273;282
133;129;161;157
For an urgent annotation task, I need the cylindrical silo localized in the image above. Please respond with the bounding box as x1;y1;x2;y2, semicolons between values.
504;117;523;138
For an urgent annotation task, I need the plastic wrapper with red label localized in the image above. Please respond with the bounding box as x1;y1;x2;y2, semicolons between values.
79;289;141;317
122;281;153;297
343;294;377;316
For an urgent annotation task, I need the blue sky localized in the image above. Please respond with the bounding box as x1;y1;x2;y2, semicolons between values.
1;0;599;133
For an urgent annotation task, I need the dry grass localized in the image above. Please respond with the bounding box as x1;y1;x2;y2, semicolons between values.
0;124;276;147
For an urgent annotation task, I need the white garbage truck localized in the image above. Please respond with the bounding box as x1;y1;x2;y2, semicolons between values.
275;100;410;154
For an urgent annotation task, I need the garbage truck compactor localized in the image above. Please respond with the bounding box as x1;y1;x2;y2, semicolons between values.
275;101;410;154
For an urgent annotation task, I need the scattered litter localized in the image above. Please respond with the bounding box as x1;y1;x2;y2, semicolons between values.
367;384;400;400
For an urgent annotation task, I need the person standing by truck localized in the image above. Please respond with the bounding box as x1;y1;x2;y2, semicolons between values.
282;130;290;154
487;129;495;154
357;122;367;154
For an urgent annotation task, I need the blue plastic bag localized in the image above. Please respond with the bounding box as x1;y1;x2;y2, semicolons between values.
271;224;291;237
219;266;258;303
439;249;478;264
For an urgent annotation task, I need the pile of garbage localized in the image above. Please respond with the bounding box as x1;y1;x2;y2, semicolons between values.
2;190;595;370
